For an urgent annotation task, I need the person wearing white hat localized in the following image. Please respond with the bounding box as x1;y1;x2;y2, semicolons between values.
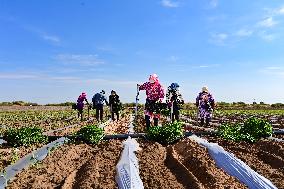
196;86;215;127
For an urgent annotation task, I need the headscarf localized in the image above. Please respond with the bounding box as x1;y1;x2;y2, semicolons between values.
81;92;86;97
149;74;160;85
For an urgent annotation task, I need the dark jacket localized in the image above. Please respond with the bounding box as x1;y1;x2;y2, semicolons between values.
166;88;184;110
109;94;121;112
92;93;108;106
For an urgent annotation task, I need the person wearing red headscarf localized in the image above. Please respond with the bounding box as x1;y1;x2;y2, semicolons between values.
138;74;165;129
77;92;89;121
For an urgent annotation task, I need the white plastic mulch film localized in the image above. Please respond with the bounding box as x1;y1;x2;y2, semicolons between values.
0;137;68;189
116;137;144;189
128;115;135;134
189;135;278;189
0;139;6;145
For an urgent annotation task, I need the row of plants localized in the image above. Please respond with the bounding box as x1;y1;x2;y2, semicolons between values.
217;117;273;143
1;124;105;147
1;116;275;147
2;121;184;147
0;107;111;131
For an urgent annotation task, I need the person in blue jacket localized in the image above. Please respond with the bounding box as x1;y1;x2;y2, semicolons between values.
92;90;108;122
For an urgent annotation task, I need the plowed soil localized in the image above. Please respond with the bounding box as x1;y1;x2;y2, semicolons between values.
8;139;248;189
0;144;44;172
8;140;123;189
104;115;131;134
206;137;284;189
137;139;247;189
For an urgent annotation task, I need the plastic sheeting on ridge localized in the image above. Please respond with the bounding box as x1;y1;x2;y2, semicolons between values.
43;124;79;135
0;137;68;189
0;139;6;145
267;136;284;142
115;137;144;189
188;135;278;189
128;115;135;134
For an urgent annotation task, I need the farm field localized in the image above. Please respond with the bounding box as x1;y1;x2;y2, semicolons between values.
0;106;284;188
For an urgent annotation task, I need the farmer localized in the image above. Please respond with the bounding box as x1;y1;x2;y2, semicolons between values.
109;90;121;121
196;86;215;127
138;74;165;130
92;90;108;122
166;83;184;122
77;92;89;121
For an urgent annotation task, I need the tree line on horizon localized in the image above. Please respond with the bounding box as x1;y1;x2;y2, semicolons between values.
1;101;284;110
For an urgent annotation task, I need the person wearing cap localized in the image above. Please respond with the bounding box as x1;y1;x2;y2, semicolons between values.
196;86;215;127
92;90;108;122
166;83;184;122
109;90;121;121
138;74;165;129
77;92;89;121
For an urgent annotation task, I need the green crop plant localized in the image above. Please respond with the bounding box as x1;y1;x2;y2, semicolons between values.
147;121;184;144
3;126;48;147
10;148;20;164
76;125;104;144
218;117;273;143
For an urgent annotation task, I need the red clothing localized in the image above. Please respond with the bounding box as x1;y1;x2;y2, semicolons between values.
139;82;164;118
139;82;164;101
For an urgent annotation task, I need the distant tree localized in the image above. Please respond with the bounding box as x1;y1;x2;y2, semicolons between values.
271;103;284;108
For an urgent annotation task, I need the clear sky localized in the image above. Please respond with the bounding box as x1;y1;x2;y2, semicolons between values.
1;0;284;104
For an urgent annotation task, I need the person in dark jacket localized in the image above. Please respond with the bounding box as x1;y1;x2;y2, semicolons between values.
92;90;108;122
166;83;184;122
77;92;89;121
109;90;121;121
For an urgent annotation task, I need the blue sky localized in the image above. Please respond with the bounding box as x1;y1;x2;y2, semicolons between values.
1;0;284;104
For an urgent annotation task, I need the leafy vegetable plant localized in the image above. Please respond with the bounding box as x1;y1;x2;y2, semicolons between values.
76;125;104;144
147;121;184;144
3;126;48;147
218;117;273;143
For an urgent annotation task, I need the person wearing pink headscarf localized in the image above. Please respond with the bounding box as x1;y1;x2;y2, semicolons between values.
138;74;165;129
77;92;89;121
